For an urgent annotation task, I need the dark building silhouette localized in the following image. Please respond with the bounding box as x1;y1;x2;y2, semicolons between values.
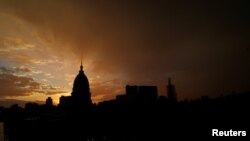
126;85;137;95
71;61;92;106
59;61;92;109
126;85;157;97
167;78;177;102
115;85;158;105
59;95;72;107
45;97;53;106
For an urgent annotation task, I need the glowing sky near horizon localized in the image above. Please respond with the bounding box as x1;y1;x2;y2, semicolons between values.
0;0;250;106
0;12;125;104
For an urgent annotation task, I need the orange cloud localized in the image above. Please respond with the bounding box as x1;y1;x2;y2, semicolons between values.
0;71;39;97
0;66;68;98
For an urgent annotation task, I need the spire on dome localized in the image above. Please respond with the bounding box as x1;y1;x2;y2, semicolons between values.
80;55;83;70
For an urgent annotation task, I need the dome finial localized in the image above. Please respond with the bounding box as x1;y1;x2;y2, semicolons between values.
80;55;83;70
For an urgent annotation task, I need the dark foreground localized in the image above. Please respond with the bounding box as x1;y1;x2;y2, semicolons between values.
1;93;249;140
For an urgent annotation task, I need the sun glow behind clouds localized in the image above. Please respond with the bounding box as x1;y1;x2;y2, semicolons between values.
0;13;72;104
1;0;250;107
0;12;125;105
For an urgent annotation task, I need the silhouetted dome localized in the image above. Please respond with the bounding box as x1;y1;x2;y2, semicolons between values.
71;64;91;100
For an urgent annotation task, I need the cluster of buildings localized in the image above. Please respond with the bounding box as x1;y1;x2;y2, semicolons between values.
57;62;177;109
114;78;177;105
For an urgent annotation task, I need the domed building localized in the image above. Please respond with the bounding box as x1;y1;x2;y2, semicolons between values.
59;61;92;109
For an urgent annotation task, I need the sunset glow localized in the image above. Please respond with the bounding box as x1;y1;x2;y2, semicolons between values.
0;0;249;107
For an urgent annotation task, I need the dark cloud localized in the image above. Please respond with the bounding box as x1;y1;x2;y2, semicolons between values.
0;66;68;97
0;0;250;99
0;67;14;73
14;66;31;73
0;70;40;97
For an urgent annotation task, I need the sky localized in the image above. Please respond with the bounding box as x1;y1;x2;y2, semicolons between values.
0;0;250;107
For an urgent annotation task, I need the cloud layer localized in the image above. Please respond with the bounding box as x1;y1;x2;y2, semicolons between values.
0;67;67;98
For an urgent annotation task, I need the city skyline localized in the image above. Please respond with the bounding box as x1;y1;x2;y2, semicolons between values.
0;0;250;106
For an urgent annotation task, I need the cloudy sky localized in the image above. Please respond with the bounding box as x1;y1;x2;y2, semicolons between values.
0;0;249;107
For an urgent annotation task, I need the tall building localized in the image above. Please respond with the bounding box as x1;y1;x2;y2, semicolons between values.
167;78;177;102
59;61;92;109
71;61;92;106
